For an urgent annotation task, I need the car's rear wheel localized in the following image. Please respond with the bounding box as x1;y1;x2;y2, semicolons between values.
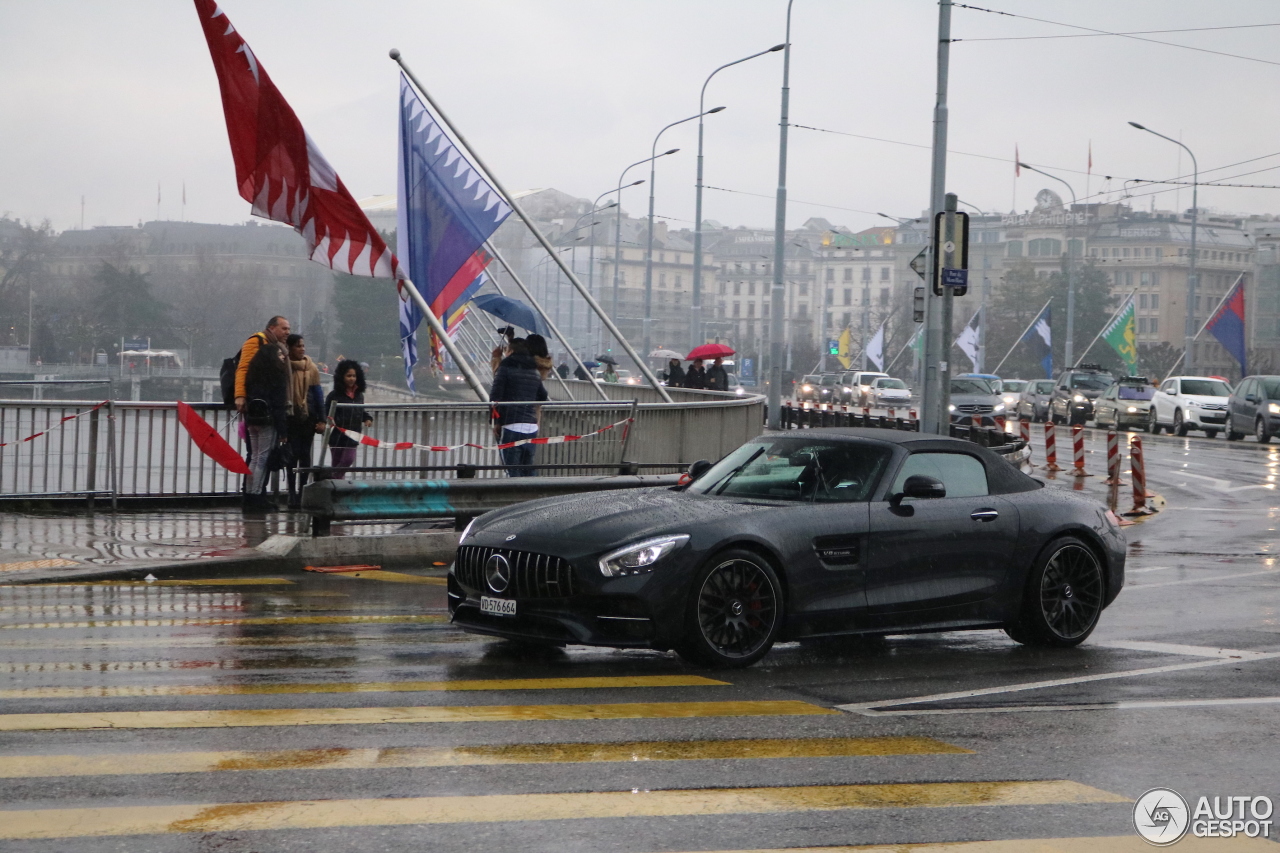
1005;536;1104;648
1148;409;1162;435
1257;417;1272;444
1174;409;1190;436
677;549;783;668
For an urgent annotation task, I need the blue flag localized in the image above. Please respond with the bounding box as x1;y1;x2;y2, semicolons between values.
1205;274;1247;376
1022;305;1053;378
396;74;511;390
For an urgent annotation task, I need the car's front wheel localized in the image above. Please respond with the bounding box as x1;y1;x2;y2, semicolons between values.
1174;409;1190;436
1257;417;1272;444
677;549;783;668
1005;536;1104;648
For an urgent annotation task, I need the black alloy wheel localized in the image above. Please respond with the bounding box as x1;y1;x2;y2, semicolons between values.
679;549;783;668
1006;536;1104;647
1174;409;1190;437
1258;417;1272;445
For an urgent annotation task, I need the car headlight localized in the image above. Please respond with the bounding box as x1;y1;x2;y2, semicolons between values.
735;387;745;396
948;404;956;412
802;385;812;392
458;517;478;544
1003;395;1016;406
1073;394;1086;403
598;535;690;578
994;403;1005;412
844;386;852;393
1127;406;1138;413
1270;403;1280;415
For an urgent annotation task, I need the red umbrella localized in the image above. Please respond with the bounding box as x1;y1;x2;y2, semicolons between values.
686;343;735;361
176;401;250;475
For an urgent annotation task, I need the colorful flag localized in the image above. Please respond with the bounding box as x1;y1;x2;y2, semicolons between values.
396;74;511;390
445;269;489;334
1205;274;1247;375
1022;305;1053;378
1102;295;1138;375
837;327;852;369
865;321;886;370
193;0;399;279
954;309;981;370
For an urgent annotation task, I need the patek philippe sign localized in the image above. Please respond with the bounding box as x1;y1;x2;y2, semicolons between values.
1001;212;1089;226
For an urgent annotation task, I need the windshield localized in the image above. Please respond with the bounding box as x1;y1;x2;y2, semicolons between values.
1001;380;1027;393
1070;374;1114;390
951;378;993;395
688;438;893;503
1264;379;1280;399
1181;379;1231;397
1034;381;1055;393
802;375;820;385
1118;386;1154;401
875;379;908;390
820;375;840;385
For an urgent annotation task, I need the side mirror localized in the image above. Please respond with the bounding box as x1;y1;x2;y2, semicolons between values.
687;459;712;481
1246;395;1260;404
890;474;946;506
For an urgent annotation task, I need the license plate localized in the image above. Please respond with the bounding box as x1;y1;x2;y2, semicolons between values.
480;597;517;616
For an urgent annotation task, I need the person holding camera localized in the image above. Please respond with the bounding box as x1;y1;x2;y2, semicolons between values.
490;338;547;477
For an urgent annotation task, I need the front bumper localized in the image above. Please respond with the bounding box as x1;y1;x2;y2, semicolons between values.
1188;409;1228;427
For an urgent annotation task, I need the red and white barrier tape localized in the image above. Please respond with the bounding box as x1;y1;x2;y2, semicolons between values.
0;401;108;449
330;416;634;452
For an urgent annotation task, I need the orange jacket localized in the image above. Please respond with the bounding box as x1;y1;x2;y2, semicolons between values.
234;331;269;401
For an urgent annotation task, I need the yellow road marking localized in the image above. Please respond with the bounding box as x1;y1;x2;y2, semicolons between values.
0;736;966;778
0;700;835;731
327;570;447;585
0;614;446;630
0;674;728;699
0;781;1127;839
684;838;1279;852
0;559;80;572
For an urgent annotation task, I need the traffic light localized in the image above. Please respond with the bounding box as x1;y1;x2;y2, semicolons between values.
913;287;925;323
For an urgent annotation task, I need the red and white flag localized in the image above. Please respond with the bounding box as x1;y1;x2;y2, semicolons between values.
193;0;401;280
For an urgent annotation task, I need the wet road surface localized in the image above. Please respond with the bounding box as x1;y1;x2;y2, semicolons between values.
0;427;1277;851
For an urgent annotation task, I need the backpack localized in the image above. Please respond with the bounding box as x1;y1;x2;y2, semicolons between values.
219;332;267;407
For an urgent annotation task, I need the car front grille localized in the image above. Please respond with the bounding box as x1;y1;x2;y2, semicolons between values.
1200;403;1228;411
455;545;577;598
956;404;994;414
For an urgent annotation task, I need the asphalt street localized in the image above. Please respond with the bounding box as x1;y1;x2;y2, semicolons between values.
0;425;1277;851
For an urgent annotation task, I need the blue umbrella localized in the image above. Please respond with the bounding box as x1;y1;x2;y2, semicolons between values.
470;294;548;336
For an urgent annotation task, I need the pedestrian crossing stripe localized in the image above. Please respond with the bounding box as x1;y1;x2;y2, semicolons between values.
0;736;970;777
0;614;448;630
0;674;728;699
0;781;1128;840
0;700;837;731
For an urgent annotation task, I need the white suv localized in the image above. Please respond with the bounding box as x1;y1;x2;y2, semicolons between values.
849;371;889;406
1150;376;1234;437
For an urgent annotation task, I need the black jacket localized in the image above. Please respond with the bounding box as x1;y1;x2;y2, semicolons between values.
685;365;707;389
244;343;289;434
325;389;370;448
490;353;548;428
706;364;729;391
665;363;686;387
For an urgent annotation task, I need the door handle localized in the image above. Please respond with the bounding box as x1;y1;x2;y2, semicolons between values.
970;509;999;522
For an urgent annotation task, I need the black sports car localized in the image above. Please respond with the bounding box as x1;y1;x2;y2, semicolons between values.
448;429;1126;668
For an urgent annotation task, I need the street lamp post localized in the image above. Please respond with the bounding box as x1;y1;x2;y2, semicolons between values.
1019;162;1079;368
1129;122;1198;374
767;0;796;430
644;109;723;359
582;194;620;354
692;44;785;354
612;157;669;356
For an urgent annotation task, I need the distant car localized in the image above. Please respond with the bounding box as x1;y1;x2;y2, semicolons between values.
449;429;1128;667
869;377;912;407
1094;377;1155;431
949;376;1004;427
837;371;859;404
796;374;822;403
998;380;1027;414
1049;365;1115;426
818;373;843;404
1226;375;1280;443
849;371;890;406
1017;379;1056;423
1150;376;1232;437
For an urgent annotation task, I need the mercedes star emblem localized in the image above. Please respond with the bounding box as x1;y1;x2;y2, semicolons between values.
485;554;512;593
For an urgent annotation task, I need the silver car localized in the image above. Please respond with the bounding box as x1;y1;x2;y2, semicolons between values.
949;377;1005;427
1017;379;1055;422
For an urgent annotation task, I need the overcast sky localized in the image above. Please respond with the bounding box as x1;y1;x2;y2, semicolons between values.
3;0;1279;236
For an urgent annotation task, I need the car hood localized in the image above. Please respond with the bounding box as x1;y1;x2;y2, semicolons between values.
464;488;777;557
951;393;1001;406
1183;395;1229;405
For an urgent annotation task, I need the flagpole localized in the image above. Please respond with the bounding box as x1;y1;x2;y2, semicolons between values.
400;277;489;402
991;296;1053;375
391;50;673;403
885;327;920;373
482;239;607;400
1076;288;1138;364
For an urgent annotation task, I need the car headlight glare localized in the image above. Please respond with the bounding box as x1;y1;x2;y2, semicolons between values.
1127;406;1138;413
1270;403;1280;415
598;534;690;578
802;385;812;392
948;404;956;412
994;403;1005;412
1073;394;1086;403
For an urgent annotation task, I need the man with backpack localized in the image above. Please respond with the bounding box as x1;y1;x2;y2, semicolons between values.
226;316;291;509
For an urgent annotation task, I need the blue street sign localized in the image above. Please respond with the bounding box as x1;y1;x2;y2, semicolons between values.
941;268;968;289
741;357;755;380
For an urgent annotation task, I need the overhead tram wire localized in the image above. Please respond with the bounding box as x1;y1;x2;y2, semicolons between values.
955;22;1280;43
952;4;1280;69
